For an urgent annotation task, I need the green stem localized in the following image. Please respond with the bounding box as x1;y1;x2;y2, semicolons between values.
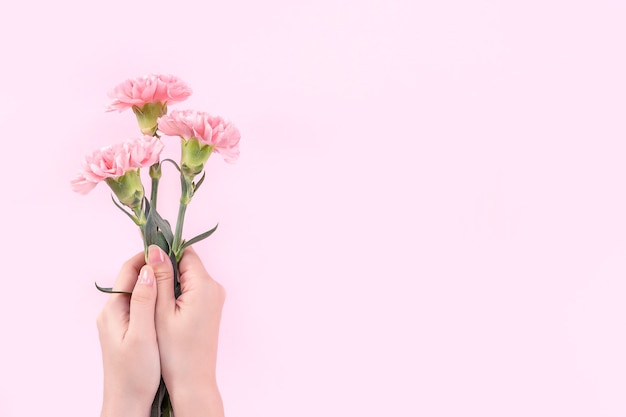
133;204;147;226
150;177;159;208
173;200;188;257
134;208;149;262
173;174;193;259
149;162;162;209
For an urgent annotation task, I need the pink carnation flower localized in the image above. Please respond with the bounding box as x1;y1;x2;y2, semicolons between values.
158;109;240;163
127;135;165;167
71;135;164;194
107;74;192;112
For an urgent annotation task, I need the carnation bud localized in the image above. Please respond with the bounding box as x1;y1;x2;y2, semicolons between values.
149;161;162;180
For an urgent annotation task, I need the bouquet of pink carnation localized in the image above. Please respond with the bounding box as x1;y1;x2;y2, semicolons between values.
71;74;240;416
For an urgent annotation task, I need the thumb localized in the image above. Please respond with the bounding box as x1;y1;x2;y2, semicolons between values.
127;265;157;337
147;245;176;315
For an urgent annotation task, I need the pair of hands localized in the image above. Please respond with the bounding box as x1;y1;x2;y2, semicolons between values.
97;245;225;417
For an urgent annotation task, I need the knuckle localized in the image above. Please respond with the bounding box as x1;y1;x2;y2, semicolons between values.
208;280;227;302
131;290;153;305
121;258;138;272
216;282;226;300
152;264;173;281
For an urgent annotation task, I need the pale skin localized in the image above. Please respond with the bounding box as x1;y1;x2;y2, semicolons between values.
97;245;226;417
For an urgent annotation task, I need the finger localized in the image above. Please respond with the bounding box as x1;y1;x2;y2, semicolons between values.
178;247;227;312
113;252;146;292
147;245;175;314
178;246;211;287
178;246;209;276
106;252;146;312
127;265;157;338
178;246;226;301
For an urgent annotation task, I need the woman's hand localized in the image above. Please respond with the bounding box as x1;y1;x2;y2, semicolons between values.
147;245;226;417
97;252;161;417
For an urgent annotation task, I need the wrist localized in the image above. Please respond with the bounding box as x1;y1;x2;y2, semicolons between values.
169;384;224;417
101;385;153;417
101;398;151;417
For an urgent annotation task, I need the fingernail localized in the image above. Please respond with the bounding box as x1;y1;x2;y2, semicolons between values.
138;267;154;285
148;245;166;265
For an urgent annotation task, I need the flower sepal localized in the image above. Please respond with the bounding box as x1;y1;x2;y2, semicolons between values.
133;102;167;135
180;138;213;178
105;169;145;213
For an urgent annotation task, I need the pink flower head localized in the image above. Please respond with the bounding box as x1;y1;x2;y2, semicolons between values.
158;109;241;163
207;114;241;163
70;135;164;194
126;135;165;167
107;74;192;112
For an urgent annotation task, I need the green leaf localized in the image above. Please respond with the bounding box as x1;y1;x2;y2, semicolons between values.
110;194;138;224
144;198;174;254
151;379;168;417
161;158;181;172
181;223;219;250
143;195;151;217
193;171;206;192
162;389;173;417
154;231;170;254
152;211;174;247
144;203;159;248
95;282;132;295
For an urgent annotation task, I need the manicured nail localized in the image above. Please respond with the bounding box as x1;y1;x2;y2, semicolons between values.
148;245;166;265
138;267;154;285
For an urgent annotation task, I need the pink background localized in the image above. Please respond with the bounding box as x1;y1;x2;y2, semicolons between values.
1;0;626;415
